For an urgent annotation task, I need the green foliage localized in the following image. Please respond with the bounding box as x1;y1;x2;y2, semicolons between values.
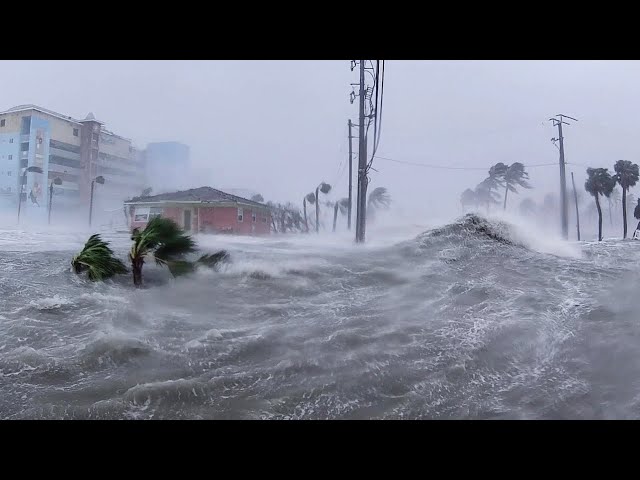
130;217;196;276
305;192;316;204
613;160;640;190
71;234;128;281
367;187;391;210
318;182;332;195
504;162;532;193
585;168;616;198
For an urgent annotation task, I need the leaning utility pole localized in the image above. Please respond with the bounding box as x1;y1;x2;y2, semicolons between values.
550;114;577;240
355;60;367;243
571;171;581;241
347;119;353;230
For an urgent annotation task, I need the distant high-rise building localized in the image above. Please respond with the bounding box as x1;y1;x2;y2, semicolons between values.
143;142;190;193
0;104;145;219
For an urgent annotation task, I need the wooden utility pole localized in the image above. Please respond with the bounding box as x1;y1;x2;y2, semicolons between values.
355;60;368;243
347;119;353;230
571;171;580;241
550;114;577;240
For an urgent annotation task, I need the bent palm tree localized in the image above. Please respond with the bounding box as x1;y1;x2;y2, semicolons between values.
585;167;616;241
303;192;316;233
367;187;391;224
314;182;332;233
475;178;501;213
613;160;640;239
502;162;531;210
129;217;197;286
72;234;128;281
332;198;350;232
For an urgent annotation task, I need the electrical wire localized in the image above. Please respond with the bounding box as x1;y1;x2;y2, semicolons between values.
373;155;559;171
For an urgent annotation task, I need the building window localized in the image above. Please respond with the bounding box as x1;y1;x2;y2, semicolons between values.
149;207;163;219
134;206;150;222
0;119;5;127
8;155;12;160
262;216;267;223
252;211;256;222
7;171;11;176
237;208;243;222
9;138;13;143
20;143;29;152
73;128;79;137
21;116;31;134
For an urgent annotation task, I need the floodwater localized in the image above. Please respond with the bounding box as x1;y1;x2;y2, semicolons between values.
2;214;640;419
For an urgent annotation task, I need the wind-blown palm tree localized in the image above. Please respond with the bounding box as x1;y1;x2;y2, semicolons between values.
129;217;197;286
502;162;532;210
314;182;332;233
72;234;128;281
613;159;640;239
475;178;501;213
585;167;617;241
460;188;476;212
475;163;507;213
303;192;315;233
332;198;350;232
368;187;391;210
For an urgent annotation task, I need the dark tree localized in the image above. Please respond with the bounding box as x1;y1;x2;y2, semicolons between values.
502;162;532;210
613;160;640;239
585;168;616;241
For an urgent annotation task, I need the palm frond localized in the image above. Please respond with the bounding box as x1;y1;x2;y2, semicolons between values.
72;234;128;281
197;250;229;268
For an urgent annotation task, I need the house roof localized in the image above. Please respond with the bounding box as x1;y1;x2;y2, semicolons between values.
125;186;267;208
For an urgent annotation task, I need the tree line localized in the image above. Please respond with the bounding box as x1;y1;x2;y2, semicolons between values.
460;162;532;213
252;186;391;234
584;160;640;241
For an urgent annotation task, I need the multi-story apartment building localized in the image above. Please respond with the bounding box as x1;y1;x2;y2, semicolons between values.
0;104;145;218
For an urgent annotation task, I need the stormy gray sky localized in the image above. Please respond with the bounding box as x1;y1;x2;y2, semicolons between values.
3;60;640;221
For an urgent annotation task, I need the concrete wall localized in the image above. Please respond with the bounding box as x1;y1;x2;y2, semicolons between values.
0;132;20;195
128;204;271;236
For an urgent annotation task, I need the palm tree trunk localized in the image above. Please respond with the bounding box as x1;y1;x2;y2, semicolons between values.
315;187;320;234
333;204;339;232
608;200;612;227
132;257;144;286
503;184;509;211
623;187;628;239
595;194;603;242
303;199;309;233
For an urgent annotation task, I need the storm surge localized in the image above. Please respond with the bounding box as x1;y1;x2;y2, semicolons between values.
2;215;640;419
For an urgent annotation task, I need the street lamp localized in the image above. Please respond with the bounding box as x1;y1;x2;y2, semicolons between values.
17;166;43;224
48;177;63;225
89;175;105;227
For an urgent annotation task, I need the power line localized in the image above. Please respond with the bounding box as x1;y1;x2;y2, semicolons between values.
373;155;558;171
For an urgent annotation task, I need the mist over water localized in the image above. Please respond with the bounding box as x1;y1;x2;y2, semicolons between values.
2;211;640;419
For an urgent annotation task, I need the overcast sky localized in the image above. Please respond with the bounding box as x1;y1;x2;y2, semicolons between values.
3;60;640;220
